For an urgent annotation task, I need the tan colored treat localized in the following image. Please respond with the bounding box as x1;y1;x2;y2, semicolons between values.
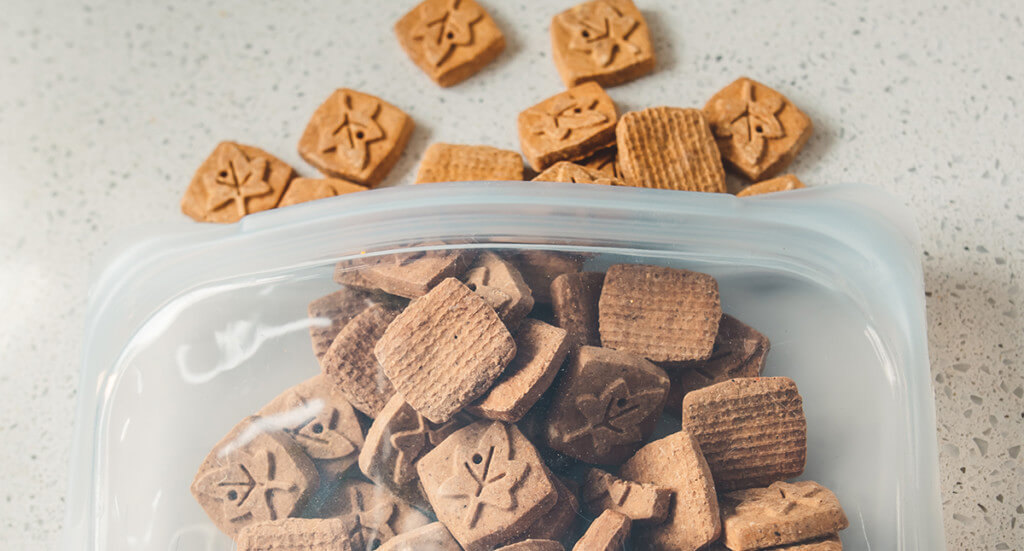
257;375;365;481
551;271;604;350
191;417;319;537
278;177;368;208
416;143;525;184
364;248;478;299
545;346;669;464
705;78;813;182
463;251;535;330
582;468;672;524
550;0;655;87
616;107;727;193
518;83;618;171
181;141;294;223
720;481;848;551
577;147;622;179
236;518;353;551
418;421;558;551
682;377;806;491
598;264;722;362
497;540;565;551
710;535;843;551
307;288;378;362
532;161;625;186
321;304;401;417
468;319;570;422
510;251;587;304
298;89;413;186
572;510;631;551
519;471;580;542
395;0;505;87
378;522;463;551
313;479;432;548
334;258;383;292
736;174;806;197
619;429;720;550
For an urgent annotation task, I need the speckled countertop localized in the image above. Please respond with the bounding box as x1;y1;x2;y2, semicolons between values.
0;0;1020;549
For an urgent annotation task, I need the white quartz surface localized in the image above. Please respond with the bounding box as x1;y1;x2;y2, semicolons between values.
0;0;1021;548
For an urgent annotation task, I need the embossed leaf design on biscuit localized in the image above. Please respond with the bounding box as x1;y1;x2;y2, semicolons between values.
342;484;398;548
205;144;272;218
283;395;358;460
564;378;661;454
413;0;484;67
530;95;609;142
317;92;385;170
437;423;529;528
195;449;298;522
733;482;825;518
711;80;786;165
564;1;643;67
388;411;430;485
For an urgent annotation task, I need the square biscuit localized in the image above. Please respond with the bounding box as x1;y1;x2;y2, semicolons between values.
320;304;402;417
415;143;525;183
395;0;505;87
311;479;432;549
462;251;535;330
378;522;463;551
616;107;727;193
550;0;655;87
235;518;352;551
307;288;379;362
364;248;478;299
736;174;806;197
181;141;294;223
532;161;625;186
518;82;618;171
571;510;631;551
278;177;368;208
720;481;848;551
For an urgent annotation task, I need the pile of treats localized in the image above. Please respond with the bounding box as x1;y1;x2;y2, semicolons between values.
191;249;850;550
180;0;812;224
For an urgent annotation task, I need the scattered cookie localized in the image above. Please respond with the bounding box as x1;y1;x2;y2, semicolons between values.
518;82;618;171
415;143;525;184
571;509;631;551
307;288;378;362
363;248;478;299
705;78;813;182
551;271;604;350
463;251;535;330
235;518;352;551
278;177;368;208
497;540;565;551
298;89;414;186
582;467;671;524
736;174;806;197
532;161;625;186
550;0;655;87
577;146;622;178
598;264;722;362
682;377;806;491
616;107;727;193
312;479;432;548
510;251;587;304
395;0;506;87
417;421;558;551
519;471;581;543
619;429;720;551
719;481;848;551
378;522;464;551
181;141;294;223
321;304;401;417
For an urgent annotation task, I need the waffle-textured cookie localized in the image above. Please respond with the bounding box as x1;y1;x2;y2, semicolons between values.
463;251;535;330
310;479;432;549
598;264;722;362
582;467;672;524
321;304;401;417
378;522;463;551
682;377;806;490
496;540;565;551
571;510;631;551
550;0;655;87
616;107;726;193
395;0;506;87
736;174;806;197
619;429;720;551
375;278;517;423
364;248;478;299
518;82;618;171
307;288;379;362
532;161;625;186
181;141;294;223
720;481;848;551
415;143;525;183
577;146;622;178
705;78;813;182
278;177;368;207
510;251;587;304
551;271;605;350
519;471;580;543
236;518;352;551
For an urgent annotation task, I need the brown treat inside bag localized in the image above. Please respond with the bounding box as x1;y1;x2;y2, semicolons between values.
235;518;353;551
532;161;625;186
518;82;618;172
682;377;806;491
598;264;722;362
619;429;720;551
191;417;319;538
463;251;535;330
378;522;463;551
510;251;587;304
257;375;365;481
720;481;848;551
551;271;604;350
550;0;655;88
298;89;413;186
394;0;506;87
578;146;622;179
307;288;379;362
616;107;727;193
497;540;565;551
181;141;294;223
321;304;401;418
313;479;432;548
582;467;672;524
468;319;570;422
736;174;806;197
518;471;581;543
415;143;525;184
333;258;383;293
418;421;558;551
375;278;517;423
278;177;368;208
544;346;669;465
705;78;813;182
363;248;478;299
571;509;631;551
709;534;843;551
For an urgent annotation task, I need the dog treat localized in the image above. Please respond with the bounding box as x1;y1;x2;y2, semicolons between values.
378;522;464;551
598;264;722;362
545;346;669;464
278;177;368;207
510;251;587;304
415;143;525;184
375;278;517;423
572;510;631;551
333;258;383;292
705;78;813;182
582;467;671;524
682;377;806;491
551;271;604;350
518;82;618;171
620;429;720;551
191;417;319;537
532;161;625;186
710;535;843;551
463;251;535;330
298;89;413;187
663;314;769;407
181;141;294;223
321;304;401;417
577;146;622;178
235;518;352;551
308;288;378;362
496;541;565;551
257;376;365;481
312;479;432;548
395;0;505;87
418;421;558;551
550;0;655;87
736;174;805;197
720;481;848;551
616;107;727;193
519;471;580;542
468;319;570;422
364;248;478;299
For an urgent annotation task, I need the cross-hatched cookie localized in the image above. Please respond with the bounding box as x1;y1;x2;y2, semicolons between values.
416;143;524;184
395;0;505;87
311;479;432;549
378;522;463;551
682;377;806;490
550;0;655;87
510;251;587;304
236;518;353;551
307;288;379;362
551;271;605;350
518;82;618;171
571;510;631;551
736;174;805;197
181;141;294;223
583;467;672;524
364;248;478;299
278;177;368;207
616;107;726;193
463;251;535;330
720;481;848;551
533;161;625;186
321;304;401;417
